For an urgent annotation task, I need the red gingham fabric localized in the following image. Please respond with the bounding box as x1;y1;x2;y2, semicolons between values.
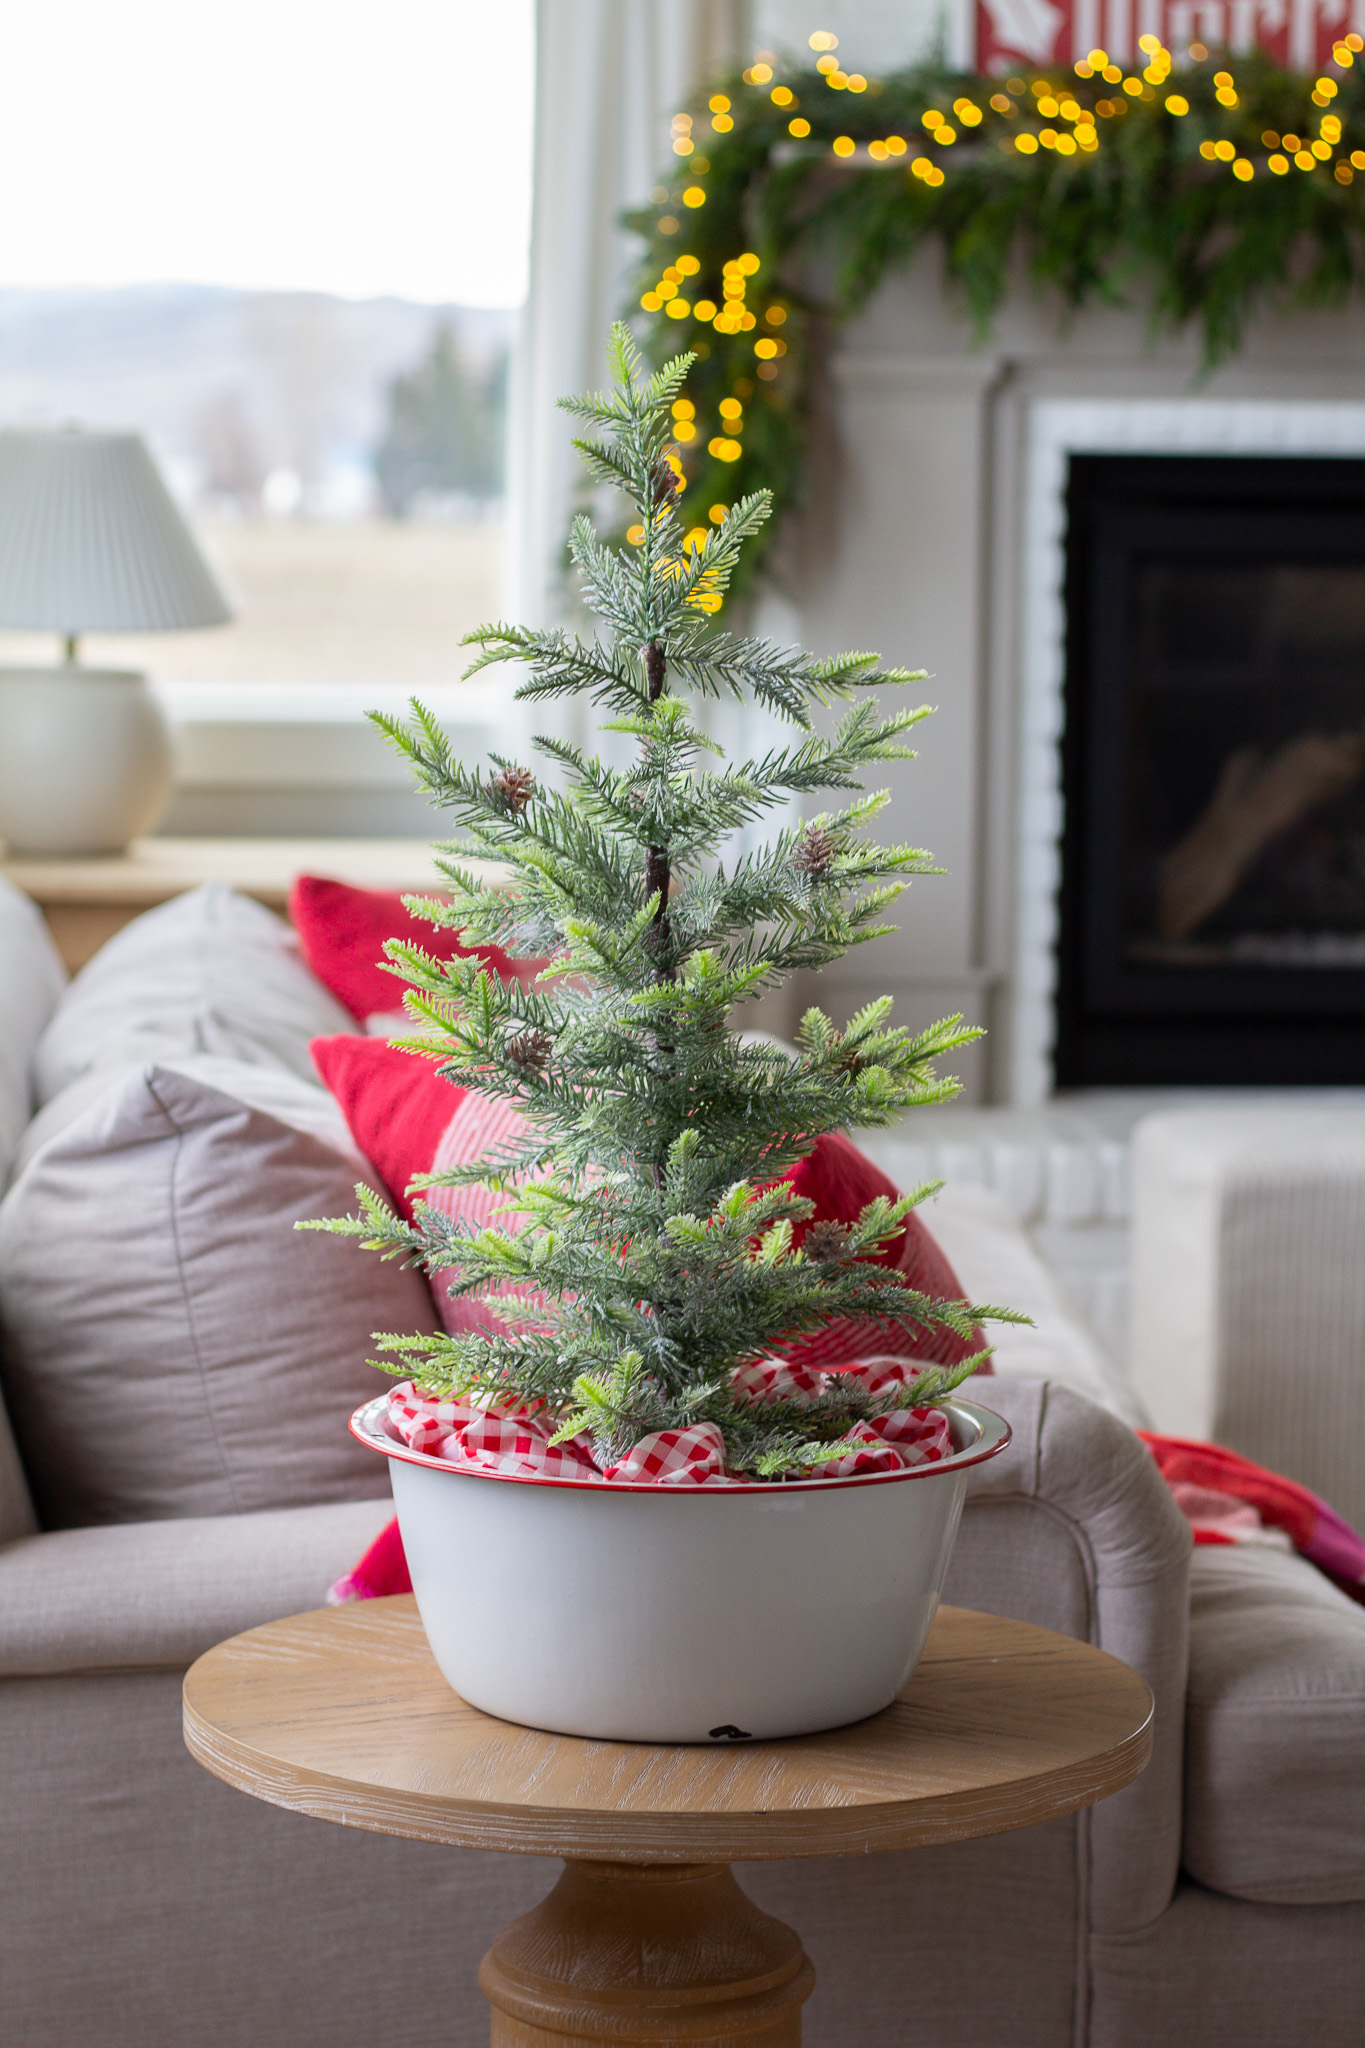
384;1354;953;1488
603;1423;732;1485
387;1384;600;1479
729;1357;824;1407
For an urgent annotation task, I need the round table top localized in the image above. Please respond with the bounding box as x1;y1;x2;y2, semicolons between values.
183;1596;1153;1865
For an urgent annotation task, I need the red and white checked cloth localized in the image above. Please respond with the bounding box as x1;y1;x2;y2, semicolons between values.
384;1354;952;1487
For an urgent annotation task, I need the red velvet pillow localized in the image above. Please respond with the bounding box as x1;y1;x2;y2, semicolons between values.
310;1035;462;1224
778;1130;986;1372
311;1035;986;1370
289;874;529;1025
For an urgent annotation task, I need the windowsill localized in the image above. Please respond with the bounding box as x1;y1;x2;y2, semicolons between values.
153;678;508;835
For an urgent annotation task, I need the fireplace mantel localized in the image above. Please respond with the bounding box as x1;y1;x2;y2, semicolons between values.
780;259;1365;1102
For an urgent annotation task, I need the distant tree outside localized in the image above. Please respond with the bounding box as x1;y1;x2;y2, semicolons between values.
374;324;506;516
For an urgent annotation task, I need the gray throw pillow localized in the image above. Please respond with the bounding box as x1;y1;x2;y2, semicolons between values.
0;1056;438;1528
32;882;352;1106
0;877;66;1188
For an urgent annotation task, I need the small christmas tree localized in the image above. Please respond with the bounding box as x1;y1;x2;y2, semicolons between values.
313;326;1013;1479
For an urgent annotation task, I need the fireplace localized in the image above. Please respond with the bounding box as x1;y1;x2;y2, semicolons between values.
1056;452;1365;1086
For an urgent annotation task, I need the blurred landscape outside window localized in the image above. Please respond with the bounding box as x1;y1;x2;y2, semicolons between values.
0;0;533;699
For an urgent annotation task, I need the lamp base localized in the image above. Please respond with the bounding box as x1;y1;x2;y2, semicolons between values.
0;667;175;856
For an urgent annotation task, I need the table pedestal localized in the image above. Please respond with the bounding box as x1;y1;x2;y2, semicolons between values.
479;1860;815;2045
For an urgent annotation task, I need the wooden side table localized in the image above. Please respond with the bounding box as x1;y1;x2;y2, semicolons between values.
184;1596;1153;2046
0;836;507;971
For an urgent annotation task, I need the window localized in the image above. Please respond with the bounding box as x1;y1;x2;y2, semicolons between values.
0;0;534;827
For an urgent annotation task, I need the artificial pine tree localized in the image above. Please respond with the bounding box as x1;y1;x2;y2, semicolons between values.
310;325;1015;1479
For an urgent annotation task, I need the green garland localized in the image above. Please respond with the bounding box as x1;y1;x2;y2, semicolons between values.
626;36;1365;589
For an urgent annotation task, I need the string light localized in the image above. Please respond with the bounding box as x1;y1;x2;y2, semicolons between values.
635;43;1364;570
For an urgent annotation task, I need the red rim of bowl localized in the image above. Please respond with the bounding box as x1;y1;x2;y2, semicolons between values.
349;1393;1012;1495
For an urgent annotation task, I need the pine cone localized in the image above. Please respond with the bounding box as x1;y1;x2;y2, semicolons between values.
793;824;837;878
505;1028;553;1074
831;1033;863;1076
489;766;535;813
650;458;682;509
804;1218;850;1263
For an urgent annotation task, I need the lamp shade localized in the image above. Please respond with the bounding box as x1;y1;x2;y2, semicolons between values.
0;427;232;633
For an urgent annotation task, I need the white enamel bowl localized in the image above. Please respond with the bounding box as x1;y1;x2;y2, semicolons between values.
351;1394;1011;1744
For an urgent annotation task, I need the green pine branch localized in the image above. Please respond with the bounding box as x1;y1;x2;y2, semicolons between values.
306;323;1023;1478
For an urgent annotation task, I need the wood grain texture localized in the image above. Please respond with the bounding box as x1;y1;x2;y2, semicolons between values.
183;1598;1153;1866
480;1861;814;2044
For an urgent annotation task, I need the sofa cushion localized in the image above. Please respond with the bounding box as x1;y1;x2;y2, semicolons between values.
0;875;66;1185
0;1497;397;1676
32;883;352;1106
920;1182;1149;1426
1182;1541;1365;1904
0;1056;439;1528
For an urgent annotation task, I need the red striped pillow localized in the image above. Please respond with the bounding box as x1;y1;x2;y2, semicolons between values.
310;1035;985;1367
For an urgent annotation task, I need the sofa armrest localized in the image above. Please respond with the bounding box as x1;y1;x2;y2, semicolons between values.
0;1495;394;1677
0;1378;37;1548
945;1377;1191;1936
1130;1106;1365;1529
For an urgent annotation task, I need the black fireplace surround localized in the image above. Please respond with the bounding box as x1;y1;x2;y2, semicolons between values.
1056;452;1365;1087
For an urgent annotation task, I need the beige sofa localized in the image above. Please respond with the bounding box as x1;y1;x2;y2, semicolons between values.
4;1374;1364;2048
1;884;1363;2046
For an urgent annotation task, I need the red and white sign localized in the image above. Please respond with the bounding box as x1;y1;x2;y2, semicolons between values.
976;0;1364;73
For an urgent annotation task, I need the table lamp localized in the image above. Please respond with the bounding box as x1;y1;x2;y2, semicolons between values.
0;426;233;855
